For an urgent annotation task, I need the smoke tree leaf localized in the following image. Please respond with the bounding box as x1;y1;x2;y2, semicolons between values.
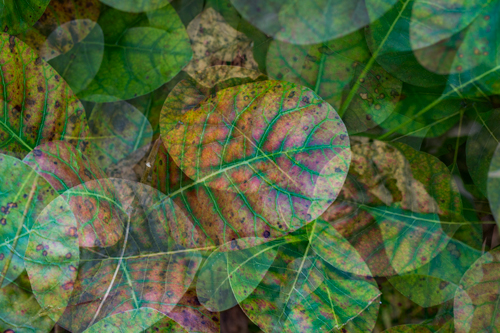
410;0;492;50
24;195;80;322
159;80;351;246
56;179;203;332
365;0;448;87
0;0;51;35
78;4;192;102
454;247;500;332
230;0;398;45
0;33;89;159
86;101;153;173
0;154;57;288
184;8;259;77
266;30;402;134
16;0;101;54
83;308;186;333
320;137;462;276
47;21;105;94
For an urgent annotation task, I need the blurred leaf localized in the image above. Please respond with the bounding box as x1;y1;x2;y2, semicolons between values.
83;308;186;333
267;30;402;134
382;324;433;332
56;179;203;332
0;154;57;288
78;4;192;102
86;101;153;173
487;143;500;227
158;80;351;246
454;247;500;332
17;0;100;53
47;22;105;94
466;109;500;197
230;0;398;45
321;137;462;276
99;0;170;13
0;33;89;159
365;0;448;87
0;0;51;34
184;8;259;77
410;0;492;50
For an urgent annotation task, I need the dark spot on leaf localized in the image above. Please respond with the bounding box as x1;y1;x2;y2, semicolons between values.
0;253;4;260
33;149;43;157
263;230;270;238
0;218;5;226
36;244;43;251
66;253;72;259
42;251;48;256
62;282;74;290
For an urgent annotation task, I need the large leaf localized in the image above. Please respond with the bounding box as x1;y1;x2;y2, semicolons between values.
184;8;259;77
320;137;462;276
230;0;398;45
159;80;351;246
364;0;448;87
487;143;500;227
454;247;500;332
266;30;402;134
0;154;57;287
99;0;170;13
55;179;203;332
78;4;192;102
0;0;51;35
0;33;89;158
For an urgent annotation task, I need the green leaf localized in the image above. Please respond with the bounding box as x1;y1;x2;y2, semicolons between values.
158;80;351;246
83;308;186;333
454;247;500;332
78;4;192;102
99;0;170;13
466;109;500;197
47;21;105;94
409;0;492;50
56;179;203;332
320;137;462;276
266;30;402;134
382;324;433;332
364;0;448;87
184;8;259;77
487;143;500;227
0;154;57;288
229;0;398;45
24;195;80;322
86;101;153;173
0;0;51;35
0;33;89;158
16;0;101;54
235;222;381;333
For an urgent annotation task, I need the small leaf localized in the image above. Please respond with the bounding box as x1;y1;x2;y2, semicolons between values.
184;8;259;77
0;154;57;287
78;4;193;102
0;34;89;158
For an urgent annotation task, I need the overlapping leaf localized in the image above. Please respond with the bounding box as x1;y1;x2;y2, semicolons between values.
0;0;51;35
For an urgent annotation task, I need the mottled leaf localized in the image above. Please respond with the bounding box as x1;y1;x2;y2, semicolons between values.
230;0;398;45
454;247;500;332
267;30;402;134
86;101;153;173
0;0;51;35
184;8;259;77
56;179;202;332
83;308;186;333
78;4;192;102
382;324;433;333
0;154;57;287
159;80;351;247
99;0;170;13
0;33;89;159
